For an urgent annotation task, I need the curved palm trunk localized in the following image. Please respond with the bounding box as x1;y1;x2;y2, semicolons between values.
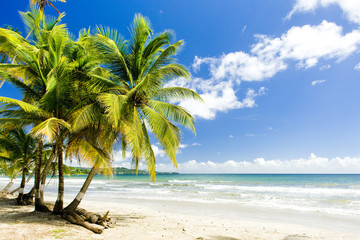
40;153;55;202
17;167;28;204
2;170;20;193
10;171;34;194
53;141;64;214
2;181;14;193
65;166;97;211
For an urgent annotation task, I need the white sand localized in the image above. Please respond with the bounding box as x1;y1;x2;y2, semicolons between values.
1;193;360;240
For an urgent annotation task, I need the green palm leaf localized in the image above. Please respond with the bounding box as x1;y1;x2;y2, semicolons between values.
31;117;71;141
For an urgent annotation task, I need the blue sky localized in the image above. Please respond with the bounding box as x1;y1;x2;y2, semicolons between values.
1;0;360;173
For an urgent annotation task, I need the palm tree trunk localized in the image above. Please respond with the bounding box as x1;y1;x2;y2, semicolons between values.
40;152;55;201
10;171;34;194
53;141;64;214
27;170;35;183
17;167;28;204
22;186;35;202
2;181;14;193
65;166;97;211
34;139;46;211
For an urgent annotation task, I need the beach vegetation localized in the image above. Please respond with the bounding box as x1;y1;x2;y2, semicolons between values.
0;2;200;233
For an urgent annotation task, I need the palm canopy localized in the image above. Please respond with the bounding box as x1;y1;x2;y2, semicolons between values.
86;14;203;181
0;20;113;173
0;128;38;172
30;0;66;15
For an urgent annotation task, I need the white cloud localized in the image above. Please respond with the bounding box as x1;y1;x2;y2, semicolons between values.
229;135;234;138
287;0;360;25
166;77;266;120
169;20;360;120
312;79;326;86
179;144;188;149
355;62;360;70
154;153;360;174
194;21;360;79
192;142;202;146
252;21;360;68
151;145;166;158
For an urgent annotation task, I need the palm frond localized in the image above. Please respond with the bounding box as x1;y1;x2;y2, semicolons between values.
31;117;71;142
149;100;196;134
142;105;180;165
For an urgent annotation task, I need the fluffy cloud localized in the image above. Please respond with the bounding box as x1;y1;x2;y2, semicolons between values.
146;0;360;124
110;144;166;168
194;52;287;82
165;77;266;120
169;19;360;120
311;79;326;86
77;152;360;173
194;21;360;81
154;153;360;174
252;21;360;68
287;0;360;24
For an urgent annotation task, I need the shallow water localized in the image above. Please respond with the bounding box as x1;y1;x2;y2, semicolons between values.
1;174;360;216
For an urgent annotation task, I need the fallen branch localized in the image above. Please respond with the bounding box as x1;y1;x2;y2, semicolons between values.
62;207;116;233
63;209;104;234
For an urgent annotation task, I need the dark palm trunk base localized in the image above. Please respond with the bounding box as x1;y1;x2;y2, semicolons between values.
16;168;27;205
53;141;64;214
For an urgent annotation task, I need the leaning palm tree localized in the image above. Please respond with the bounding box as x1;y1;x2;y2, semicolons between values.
62;15;202;212
90;15;202;181
0;128;38;204
0;143;21;193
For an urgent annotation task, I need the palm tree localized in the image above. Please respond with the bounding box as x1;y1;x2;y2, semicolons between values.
63;15;202;211
0;10;70;211
90;15;202;181
0;141;21;193
0;21;113;213
30;0;66;15
0;128;38;204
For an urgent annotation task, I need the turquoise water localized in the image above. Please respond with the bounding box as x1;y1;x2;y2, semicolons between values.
1;174;360;216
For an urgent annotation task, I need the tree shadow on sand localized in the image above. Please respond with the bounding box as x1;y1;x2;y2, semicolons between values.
207;236;241;240
0;196;138;229
283;235;310;240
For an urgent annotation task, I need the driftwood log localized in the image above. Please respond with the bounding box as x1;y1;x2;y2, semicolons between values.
63;208;116;234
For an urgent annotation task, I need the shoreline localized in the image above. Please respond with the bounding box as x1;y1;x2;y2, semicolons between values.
1;193;360;240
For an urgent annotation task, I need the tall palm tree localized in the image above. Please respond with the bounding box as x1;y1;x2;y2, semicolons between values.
63;15;202;211
90;15;202;181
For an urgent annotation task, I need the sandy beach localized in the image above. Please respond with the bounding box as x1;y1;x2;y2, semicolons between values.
1;192;359;240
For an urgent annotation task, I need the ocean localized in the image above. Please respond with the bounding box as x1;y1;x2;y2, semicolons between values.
1;174;360;217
